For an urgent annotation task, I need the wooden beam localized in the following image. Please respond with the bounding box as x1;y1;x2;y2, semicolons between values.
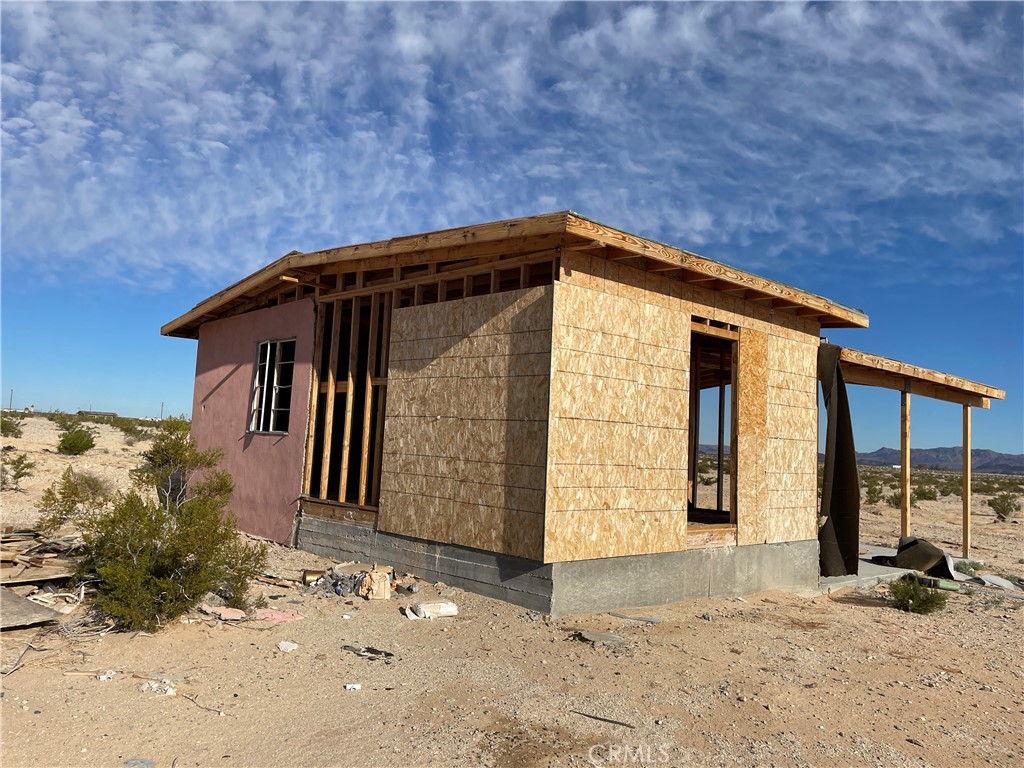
565;213;869;329
162;213;571;337
901;389;911;538
317;249;559;304
302;305;326;495
962;405;972;559
839;347;1004;401
358;294;381;505
338;296;360;502
841;365;990;408
370;294;392;503
319;301;342;496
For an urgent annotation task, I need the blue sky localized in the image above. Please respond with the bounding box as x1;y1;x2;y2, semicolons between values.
2;2;1021;454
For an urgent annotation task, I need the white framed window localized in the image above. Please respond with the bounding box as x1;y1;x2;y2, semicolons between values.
250;339;296;433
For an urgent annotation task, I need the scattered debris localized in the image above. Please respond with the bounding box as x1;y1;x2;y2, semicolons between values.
571;710;635;729
199;604;246;621
276;640;299;653
573;630;625;649
254;573;300;588
404;600;458;620
358;567;392;600
183;693;235;717
0;530;78;586
250;608;304;623
1;587;60;629
301;569;327;585
979;574;1021;591
97;670;116;682
138;680;176;696
344;683;361;691
341;645;394;663
608;612;663;624
124;759;156;768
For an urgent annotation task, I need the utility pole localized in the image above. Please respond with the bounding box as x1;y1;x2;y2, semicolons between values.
7;389;12;410
160;402;164;420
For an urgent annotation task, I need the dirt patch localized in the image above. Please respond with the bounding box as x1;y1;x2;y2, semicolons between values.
2;422;1022;767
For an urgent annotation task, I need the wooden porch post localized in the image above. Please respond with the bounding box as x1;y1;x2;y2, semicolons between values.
962;404;972;558
900;388;911;538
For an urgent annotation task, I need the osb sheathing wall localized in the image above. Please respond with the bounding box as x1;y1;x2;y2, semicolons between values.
377;287;553;560
544;260;691;562
545;253;819;562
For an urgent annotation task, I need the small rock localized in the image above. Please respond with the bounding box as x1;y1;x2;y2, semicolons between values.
574;630;625;649
277;641;299;653
701;612;713;621
907;738;924;747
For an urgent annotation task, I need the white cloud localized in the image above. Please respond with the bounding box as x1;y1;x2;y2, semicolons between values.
0;2;1019;291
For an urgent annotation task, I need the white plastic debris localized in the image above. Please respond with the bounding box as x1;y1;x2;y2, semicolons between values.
97;670;116;682
277;640;299;653
406;600;459;620
344;683;362;691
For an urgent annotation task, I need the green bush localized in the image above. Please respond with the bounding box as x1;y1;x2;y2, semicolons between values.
1;452;36;491
111;416;152;446
914;485;938;502
58;428;96;455
1;413;24;438
889;576;948;614
987;493;1021;522
864;482;883;505
51;411;98;455
77;416;266;630
37;467;112;533
954;559;983;577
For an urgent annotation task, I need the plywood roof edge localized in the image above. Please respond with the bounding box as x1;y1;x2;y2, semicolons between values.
838;346;1005;400
564;212;870;329
162;211;573;337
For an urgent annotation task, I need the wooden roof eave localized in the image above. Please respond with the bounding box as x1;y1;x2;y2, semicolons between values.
838;346;1005;409
564;213;869;329
161;211;573;338
162;210;870;338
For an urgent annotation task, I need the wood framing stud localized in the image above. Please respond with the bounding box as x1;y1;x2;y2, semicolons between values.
900;389;911;538
962;405;972;559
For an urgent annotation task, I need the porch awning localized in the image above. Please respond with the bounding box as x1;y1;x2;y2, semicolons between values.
837;347;1005;408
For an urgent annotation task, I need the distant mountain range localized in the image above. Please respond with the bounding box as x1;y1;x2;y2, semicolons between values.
852;447;1024;476
699;445;1024;475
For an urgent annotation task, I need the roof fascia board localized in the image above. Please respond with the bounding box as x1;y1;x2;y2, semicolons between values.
565;212;870;329
838;346;1004;405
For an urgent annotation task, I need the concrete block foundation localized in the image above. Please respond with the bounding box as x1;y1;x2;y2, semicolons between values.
296;514;819;616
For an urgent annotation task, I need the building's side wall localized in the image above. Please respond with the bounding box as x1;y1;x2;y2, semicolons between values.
544;253;819;562
191;299;315;543
544;261;691;562
377;287;552;561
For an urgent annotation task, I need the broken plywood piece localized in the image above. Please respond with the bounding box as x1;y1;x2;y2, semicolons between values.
1;587;60;629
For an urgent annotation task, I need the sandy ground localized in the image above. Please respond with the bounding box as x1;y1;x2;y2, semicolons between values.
2;417;1022;768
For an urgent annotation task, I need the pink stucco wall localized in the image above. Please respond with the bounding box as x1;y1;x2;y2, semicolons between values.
191;299;315;543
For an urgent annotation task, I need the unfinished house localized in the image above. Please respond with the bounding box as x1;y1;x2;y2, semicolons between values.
163;212;1004;614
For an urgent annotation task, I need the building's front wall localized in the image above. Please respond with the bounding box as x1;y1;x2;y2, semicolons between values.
543;253;820;562
544;275;691;561
378;287;553;560
192;299;315;543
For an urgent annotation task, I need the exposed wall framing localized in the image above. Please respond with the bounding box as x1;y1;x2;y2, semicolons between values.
303;249;560;514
